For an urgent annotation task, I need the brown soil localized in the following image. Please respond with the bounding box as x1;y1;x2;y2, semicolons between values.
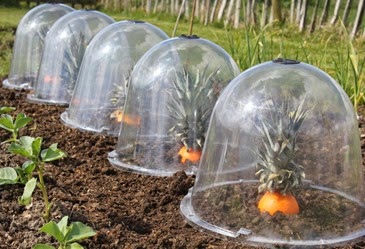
193;184;365;242
1;83;365;249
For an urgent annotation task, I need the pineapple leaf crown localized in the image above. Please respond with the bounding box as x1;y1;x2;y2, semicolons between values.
166;65;223;151
109;66;133;107
62;25;86;94
255;97;315;195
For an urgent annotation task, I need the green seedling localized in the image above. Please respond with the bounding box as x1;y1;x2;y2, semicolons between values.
3;136;67;222
0;166;18;185
0;159;38;186
0;107;32;143
33;216;96;249
0;106;16;114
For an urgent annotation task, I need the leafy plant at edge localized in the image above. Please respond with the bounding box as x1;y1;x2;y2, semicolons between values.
0;106;32;143
0;108;94;246
0;106;15;114
331;30;365;111
33;216;96;249
1;136;67;222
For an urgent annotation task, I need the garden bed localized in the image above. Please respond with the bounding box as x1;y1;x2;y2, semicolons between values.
0;83;365;248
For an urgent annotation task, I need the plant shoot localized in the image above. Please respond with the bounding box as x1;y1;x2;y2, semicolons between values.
255;98;314;215
33;216;96;249
167;66;222;164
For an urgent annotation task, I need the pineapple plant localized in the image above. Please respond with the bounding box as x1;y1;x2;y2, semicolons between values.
109;67;133;122
255;97;315;215
61;28;86;96
166;65;223;164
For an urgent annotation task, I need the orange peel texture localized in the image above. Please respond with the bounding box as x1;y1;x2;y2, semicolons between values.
178;146;201;164
258;191;299;215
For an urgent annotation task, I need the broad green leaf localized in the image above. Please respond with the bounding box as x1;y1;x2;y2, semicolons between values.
14;113;32;129
19;136;36;151
0;167;18;185
0;114;15;132
31;137;43;158
41;144;67;162
18;177;37;205
22;160;36;175
65;222;96;243
57;216;70;236
15;167;28;184
40;220;65;243
67;242;84;249
0;107;15;114
33;244;55;249
9;142;32;158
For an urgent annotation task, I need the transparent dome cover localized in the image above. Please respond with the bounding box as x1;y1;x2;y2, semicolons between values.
180;58;365;247
27;10;115;105
60;20;169;136
108;35;240;176
2;3;74;90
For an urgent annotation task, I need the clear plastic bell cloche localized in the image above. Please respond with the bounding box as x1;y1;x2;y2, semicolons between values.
27;10;115;105
2;3;74;90
60;20;169;136
108;35;240;176
180;58;365;247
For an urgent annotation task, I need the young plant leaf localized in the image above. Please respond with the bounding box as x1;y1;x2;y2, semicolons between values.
22;160;36;175
68;242;84;249
18;177;37;205
0;106;15;114
39;218;66;243
8;142;30;158
41;143;67;162
8;136;35;158
37;217;95;249
64;222;96;243
0;114;15;132
32;244;55;249
9;136;43;160
57;215;70;236
15;167;28;184
14;113;32;130
31;137;43;159
0;167;18;185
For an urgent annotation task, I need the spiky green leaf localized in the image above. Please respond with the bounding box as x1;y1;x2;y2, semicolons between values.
255;97;314;194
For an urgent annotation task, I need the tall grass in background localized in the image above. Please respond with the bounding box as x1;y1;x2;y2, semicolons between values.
0;30;14;78
331;24;365;111
226;24;365;109
0;5;364;109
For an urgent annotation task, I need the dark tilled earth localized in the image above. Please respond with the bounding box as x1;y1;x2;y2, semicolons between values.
0;82;365;249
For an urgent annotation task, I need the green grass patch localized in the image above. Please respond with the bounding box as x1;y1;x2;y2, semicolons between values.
0;5;364;108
